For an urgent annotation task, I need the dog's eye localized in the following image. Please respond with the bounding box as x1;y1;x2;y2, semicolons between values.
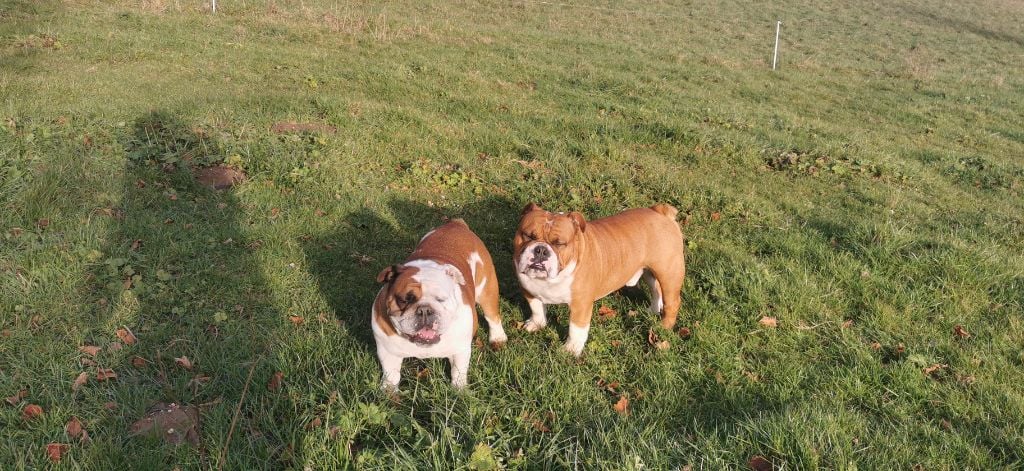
522;231;536;241
552;240;566;247
435;296;447;303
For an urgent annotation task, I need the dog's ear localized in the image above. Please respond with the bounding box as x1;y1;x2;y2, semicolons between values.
568;211;587;233
444;266;466;286
377;264;404;283
521;202;543;216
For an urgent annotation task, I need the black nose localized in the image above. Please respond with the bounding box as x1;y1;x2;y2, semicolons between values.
415;305;435;324
532;245;550;260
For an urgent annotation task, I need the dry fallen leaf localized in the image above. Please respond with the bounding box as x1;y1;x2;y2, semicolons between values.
870;341;882;351
22;404;44;420
131;356;147;368
103;402;118;411
268;371;284;391
647;329;671;351
841;319;853;329
923;364;949;377
79;345;101;357
65;416;84;440
129;402;200;446
416;368;431;379
677;327;692;339
5;388;27;405
96;368;117;382
45;443;69;463
288;315;305;326
72;372;89;391
174;357;193;370
758;316;778;328
613;395;630;416
107;342;123;353
306;417;323;430
953;325;970;339
597;305;617;319
116;327;137;345
748;455;772;471
130;239;142;251
710;211;721;222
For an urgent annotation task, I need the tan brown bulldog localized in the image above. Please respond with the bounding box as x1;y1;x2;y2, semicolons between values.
372;219;505;389
513;203;685;356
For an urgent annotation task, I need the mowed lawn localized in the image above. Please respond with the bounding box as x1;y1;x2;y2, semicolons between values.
2;0;1023;468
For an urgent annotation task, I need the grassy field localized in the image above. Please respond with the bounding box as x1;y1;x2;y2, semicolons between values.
2;0;1023;468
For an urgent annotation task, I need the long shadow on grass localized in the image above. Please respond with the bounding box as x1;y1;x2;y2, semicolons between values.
84;111;295;468
302;195;522;351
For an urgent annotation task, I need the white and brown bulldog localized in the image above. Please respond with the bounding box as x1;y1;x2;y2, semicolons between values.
514;203;685;356
372;219;505;389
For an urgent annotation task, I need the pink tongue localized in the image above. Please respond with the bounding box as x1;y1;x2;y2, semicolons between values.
417;328;438;339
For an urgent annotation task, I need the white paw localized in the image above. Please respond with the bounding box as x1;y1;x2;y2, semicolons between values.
489;325;508;344
381;379;400;392
524;319;546;332
563;338;585;357
451;376;468;389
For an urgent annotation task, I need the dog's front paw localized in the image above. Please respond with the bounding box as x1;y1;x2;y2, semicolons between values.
563;338;585;357
523;319;546;332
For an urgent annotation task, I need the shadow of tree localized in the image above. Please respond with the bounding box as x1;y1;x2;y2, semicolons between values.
79;111;297;468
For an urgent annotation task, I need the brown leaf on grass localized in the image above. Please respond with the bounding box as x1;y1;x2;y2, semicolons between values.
1;329;10;337
306;417;323;430
103;402;118;411
22;404;43;420
130;239;142;251
710;212;721;222
79;345;101;357
288;315;305;326
72;372;89;391
315;209;327;217
174;357;193;370
613;395;630;416
647;329;670;351
107;342;123;353
923;364;948;377
45;443;69;463
36;218;50;228
115;327;137;345
748;455;773;471
96;368;117;382
5;389;27;405
268;371;284;391
677;327;692;339
758;316;778;328
416;368;431;380
129;402;200;446
597;305;617;319
131;356;148;368
610;340;622;347
953;325;970;339
870;341;882;351
80;358;97;367
65;416;84;440
841;319;854;329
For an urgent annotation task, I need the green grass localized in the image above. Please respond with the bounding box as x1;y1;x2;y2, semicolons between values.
2;0;1023;468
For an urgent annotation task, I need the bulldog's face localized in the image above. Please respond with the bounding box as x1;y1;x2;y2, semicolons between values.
514;203;586;280
376;262;466;345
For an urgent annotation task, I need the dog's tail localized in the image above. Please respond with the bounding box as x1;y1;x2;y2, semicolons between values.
650;203;679;220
